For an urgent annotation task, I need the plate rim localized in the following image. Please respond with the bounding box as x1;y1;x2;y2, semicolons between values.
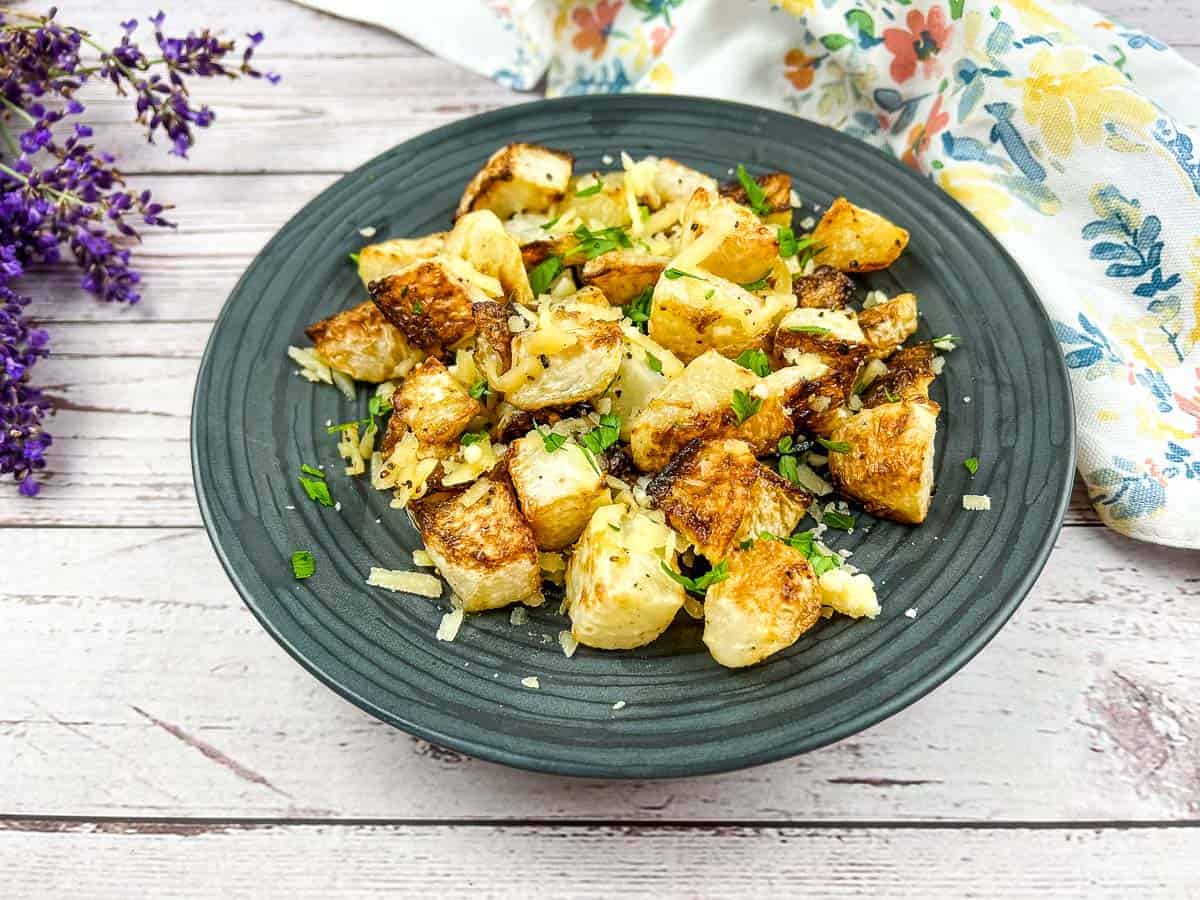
191;93;1076;779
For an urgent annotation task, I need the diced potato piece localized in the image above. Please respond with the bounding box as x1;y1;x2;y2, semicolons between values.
679;188;780;284
857;293;918;356
508;429;609;550
818;568;880;619
580;251;669;305
650;269;793;362
369;257;488;353
560;172;632;229
381;358;482;455
811;197;909;272
775;305;865;344
502;307;624;411
456;143;574;220
305;300;423;383
444;210;533;305
647;438;812;563
565;504;686;650
629;351;793;471
773;309;871;436
357;234;445;287
792;265;855;309
861;344;936;408
410;479;542;612
827;400;940;524
703;539;821;667
720;170;793;226
605;329;683;439
648;157;719;209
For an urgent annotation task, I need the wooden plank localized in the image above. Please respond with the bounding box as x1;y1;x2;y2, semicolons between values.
2;821;1197;899
1;526;1196;821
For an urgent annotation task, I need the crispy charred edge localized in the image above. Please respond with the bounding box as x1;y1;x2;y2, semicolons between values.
861;343;936;408
772;332;870;434
367;262;476;354
455;143;576;221
490;402;590;445
644;438;757;552
520;235;581;270
857;293;917;355
379;381;408;458
792;265;855;310
473;300;514;374
756;464;815;515
719;171;792;216
579;252;668;297
409;476;536;567
304;300;370;346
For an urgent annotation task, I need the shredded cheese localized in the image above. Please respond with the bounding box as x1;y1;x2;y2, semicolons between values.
287;346;333;384
412;550;434;567
366;567;443;598
962;494;992;511
520;676;540;689
436;608;464;642
558;630;579;658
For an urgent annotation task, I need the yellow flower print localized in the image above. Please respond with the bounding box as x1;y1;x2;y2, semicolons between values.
939;164;1020;234
1136;405;1193;442
647;61;674;91
1015;48;1157;157
1007;0;1073;39
772;0;816;17
1188;237;1200;349
1097;409;1121;424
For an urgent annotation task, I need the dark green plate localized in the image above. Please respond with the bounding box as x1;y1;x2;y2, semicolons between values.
192;95;1073;778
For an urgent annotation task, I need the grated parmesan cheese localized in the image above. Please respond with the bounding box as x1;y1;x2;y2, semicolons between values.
412;549;434;567
436;608;464;642
905;608;918;619
358;225;377;238
331;368;356;401
558;630;578;658
612;700;626;710
962;494;992;511
460;476;492;508
861;289;889;309
366;567;443;598
510;606;529;626
931;355;946;375
287;345;333;384
520;676;540;689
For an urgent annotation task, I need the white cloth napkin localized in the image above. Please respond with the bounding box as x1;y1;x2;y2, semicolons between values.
295;0;1200;549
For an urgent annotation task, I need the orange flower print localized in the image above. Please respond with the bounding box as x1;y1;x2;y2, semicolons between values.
902;95;950;169
883;5;952;83
650;25;674;56
572;1;624;60
785;48;817;91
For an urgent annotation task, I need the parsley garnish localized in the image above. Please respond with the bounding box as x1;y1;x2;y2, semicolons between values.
609;523;622;532
739;272;772;292
661;559;730;596
778;226;798;258
817;438;850;453
798;241;823;270
735;348;772;377
704;288;715;299
541;429;568;453
664;267;705;281
778;453;800;485
326;417;368;435
299;476;333;507
964;456;980;475
638;203;650;221
624;285;653;331
730;388;761;424
300;464;325;479
291;550;315;580
468;379;491;401
580;414;621;455
645;351;663;374
788;325;830;336
348;252;360;265
528;255;563;296
738;538;755;551
541;214;561;231
412;299;422;314
575;180;604;197
778;435;795;454
932;334;959;351
735;164;772;217
822;509;856;531
369;395;392;417
573;224;631;259
883;386;899;402
780;530;843;575
460;431;488;446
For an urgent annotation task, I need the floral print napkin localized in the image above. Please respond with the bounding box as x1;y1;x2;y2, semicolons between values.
295;0;1200;548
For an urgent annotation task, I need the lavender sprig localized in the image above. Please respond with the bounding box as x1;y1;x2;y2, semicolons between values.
0;7;276;495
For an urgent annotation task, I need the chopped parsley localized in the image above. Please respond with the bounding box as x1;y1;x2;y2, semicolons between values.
575;180;604;197
788;325;830;336
326;417;369;435
661;559;730;596
778;453;800;485
704;288;715;299
638;203;650;221
369;394;392;417
348;252;360;265
817;437;851;453
299;476;333;507
739;272;772;292
528;255;563;296
883;386;899;402
645;351;663;374
468;379;491;401
580;413;621;455
779;529;843;576
412;299;422;314
778;226;798;258
300;464;325;479
624;285;653;331
778;435;795;455
932;334;959;351
798;241;823;270
460;431;488;446
738;537;756;551
541;214;561;231
573;224;631;259
822;509;856;531
735;348;772;377
735;164;772;217
663;267;705;281
291;550;315;580
730;388;761;424
541;429;568;453
964;456;980;475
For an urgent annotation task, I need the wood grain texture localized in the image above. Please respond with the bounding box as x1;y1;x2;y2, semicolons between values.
2;526;1197;820
2;821;1198;899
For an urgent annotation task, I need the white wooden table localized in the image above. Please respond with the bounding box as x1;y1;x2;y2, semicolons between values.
3;2;1199;896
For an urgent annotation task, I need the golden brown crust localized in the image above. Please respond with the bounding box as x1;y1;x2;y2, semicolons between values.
580;251;668;306
858;293;918;356
792;265;856;310
455;143;574;220
411;481;536;569
369;261;478;353
719;171;792;216
772;331;870;435
304;300;422;383
472;300;514;374
387;357;482;452
680;187;780;284
810;196;909;272
861;343;936;408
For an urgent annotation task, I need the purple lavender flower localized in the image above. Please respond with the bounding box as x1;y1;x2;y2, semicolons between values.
0;7;275;494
